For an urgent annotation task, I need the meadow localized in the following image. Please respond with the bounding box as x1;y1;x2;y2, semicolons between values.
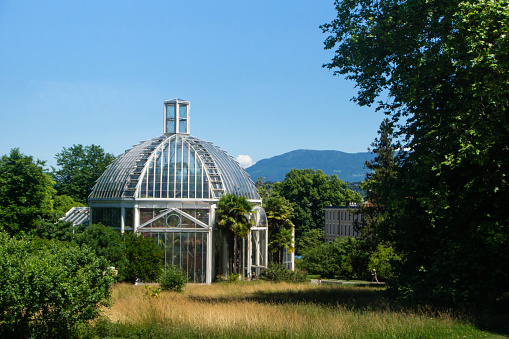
81;281;506;338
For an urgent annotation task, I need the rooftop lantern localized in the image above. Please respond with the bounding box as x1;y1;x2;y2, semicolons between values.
164;98;190;135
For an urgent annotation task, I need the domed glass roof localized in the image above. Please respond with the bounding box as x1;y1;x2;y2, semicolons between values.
89;134;260;201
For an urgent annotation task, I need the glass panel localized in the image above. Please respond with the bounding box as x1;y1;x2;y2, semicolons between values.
140;208;153;226
167;104;176;118
91;207;121;228
179;104;187;118
179;119;187;133
125;208;133;227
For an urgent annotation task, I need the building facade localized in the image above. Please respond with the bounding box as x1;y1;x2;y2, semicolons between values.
323;203;363;242
88;99;271;283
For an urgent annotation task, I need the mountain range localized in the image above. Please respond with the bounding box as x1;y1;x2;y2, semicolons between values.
245;149;375;183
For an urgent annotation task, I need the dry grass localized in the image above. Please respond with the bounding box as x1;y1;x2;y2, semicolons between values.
90;282;496;338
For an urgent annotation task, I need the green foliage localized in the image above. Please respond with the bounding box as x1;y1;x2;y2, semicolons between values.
122;232;163;284
0;233;113;338
368;242;401;281
52;144;115;203
265;196;294;263
144;285;161;299
275;169;362;243
30;220;76;242
322;0;509;308
75;224;128;281
258;263;307;283
0;148;56;235
158;265;187;292
297;228;324;256
301;237;370;280
52;194;86;216
215;194;254;275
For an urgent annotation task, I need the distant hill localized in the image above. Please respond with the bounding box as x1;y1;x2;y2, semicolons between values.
245;149;375;183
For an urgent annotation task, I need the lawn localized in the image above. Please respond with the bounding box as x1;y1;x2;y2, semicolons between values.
82;282;506;338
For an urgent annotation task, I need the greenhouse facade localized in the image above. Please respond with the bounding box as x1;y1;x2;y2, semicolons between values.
88;99;269;283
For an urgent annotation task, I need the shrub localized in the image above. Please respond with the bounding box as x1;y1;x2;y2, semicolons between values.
121;232;163;284
368;242;401;281
158;265;187;292
75;223;128;281
259;263;307;283
0;233;114;338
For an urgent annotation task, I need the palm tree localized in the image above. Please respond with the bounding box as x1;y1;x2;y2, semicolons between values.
215;194;254;276
265;197;295;264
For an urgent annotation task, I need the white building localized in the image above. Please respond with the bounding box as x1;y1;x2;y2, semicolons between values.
88;99;270;283
323;203;363;242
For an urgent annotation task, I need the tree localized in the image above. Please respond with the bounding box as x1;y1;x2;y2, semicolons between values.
358;118;398;243
121;232;164;284
275;169;362;243
0;148;55;235
75;224;128;281
52;194;86;216
265;197;294;264
322;0;509;308
215;194;254;277
0;233;114;338
297;228;325;256
52;144;115;203
300;237;369;280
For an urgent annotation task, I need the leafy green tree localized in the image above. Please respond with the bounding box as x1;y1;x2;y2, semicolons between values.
368;242;401;282
358;118;398;243
215;194;254;276
255;177;278;201
122;232;164;284
75;224;128;281
265;197;294;264
52;144;115;203
53;194;86;216
275;169;362;243
0;233;114;338
297;228;325;256
0;148;56;235
301;237;369;280
322;0;509;307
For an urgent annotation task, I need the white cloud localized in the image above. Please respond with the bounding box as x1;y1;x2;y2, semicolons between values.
236;155;255;168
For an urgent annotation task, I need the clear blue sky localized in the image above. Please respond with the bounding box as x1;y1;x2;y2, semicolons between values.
0;0;382;169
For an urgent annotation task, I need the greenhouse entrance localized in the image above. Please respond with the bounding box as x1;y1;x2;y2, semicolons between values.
138;208;211;284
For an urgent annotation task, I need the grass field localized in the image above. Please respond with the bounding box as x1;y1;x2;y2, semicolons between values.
82;282;507;338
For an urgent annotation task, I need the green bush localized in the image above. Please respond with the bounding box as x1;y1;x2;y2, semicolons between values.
300;237;370;280
259;263;307;283
122;232;163;284
368;242;401;281
75;223;128;281
158;265;187;292
0;233;114;338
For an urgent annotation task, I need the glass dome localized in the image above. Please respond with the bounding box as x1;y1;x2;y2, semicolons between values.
87;98;269;284
90;134;260;200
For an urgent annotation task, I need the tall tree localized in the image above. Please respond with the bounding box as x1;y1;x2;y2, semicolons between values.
215;194;254;276
265;197;294;264
359;118;398;243
52;144;115;203
0;148;55;234
322;0;509;308
275;169;362;242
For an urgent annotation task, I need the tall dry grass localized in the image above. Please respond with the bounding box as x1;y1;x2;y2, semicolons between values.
90;282;493;338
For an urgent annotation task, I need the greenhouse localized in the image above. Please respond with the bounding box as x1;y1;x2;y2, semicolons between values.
88;99;270;283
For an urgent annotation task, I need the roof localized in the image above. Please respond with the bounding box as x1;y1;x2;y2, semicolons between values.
89;134;260;201
59;207;90;226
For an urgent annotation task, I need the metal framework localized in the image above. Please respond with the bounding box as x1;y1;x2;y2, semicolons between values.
88;99;268;283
